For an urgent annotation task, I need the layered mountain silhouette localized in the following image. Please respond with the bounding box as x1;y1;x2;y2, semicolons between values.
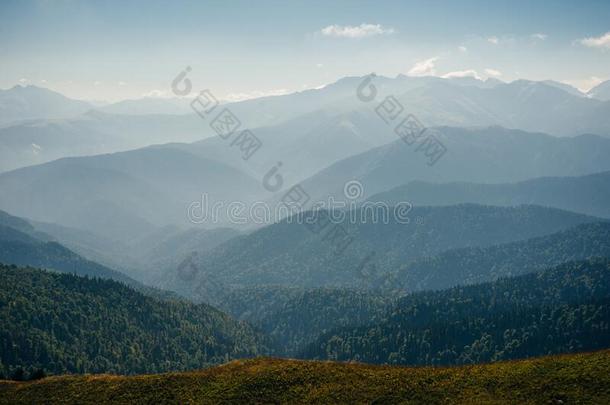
3;75;610;173
0;85;92;126
168;204;599;302
367;171;610;218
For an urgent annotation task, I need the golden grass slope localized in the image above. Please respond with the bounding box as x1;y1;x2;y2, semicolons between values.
1;350;609;404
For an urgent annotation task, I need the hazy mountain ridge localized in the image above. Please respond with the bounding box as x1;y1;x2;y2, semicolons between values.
588;80;610;101
367;170;610;218
170;204;600;303
3;75;610;174
298;126;610;202
387;221;610;293
3;124;608;248
0;209;188;300
0;85;92;127
0;221;136;286
0;109;213;173
0;146;262;242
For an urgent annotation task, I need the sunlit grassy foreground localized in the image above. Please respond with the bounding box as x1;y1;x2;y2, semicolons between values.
1;350;609;404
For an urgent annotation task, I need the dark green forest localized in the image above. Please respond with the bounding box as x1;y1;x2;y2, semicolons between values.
0;265;268;377
301;259;610;365
221;287;390;356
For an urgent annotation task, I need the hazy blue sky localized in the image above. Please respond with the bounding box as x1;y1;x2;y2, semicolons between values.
1;0;609;101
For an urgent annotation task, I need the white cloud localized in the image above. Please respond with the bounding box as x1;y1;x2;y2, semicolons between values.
458;45;467;52
487;36;499;45
531;33;548;41
320;23;394;39
40;79;47;84
19;78;28;84
316;63;323;68
407;57;438;77
142;89;169;98
94;81;102;86
441;69;481;80
224;88;291;102
579;32;610;49
484;68;502;77
118;81;127;86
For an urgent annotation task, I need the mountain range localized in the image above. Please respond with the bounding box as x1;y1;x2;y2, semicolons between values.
1;72;610;390
588;80;610;101
215;221;610;356
169;204;599;303
299;126;610;203
2;125;610;246
3;75;610;174
367;170;610;218
0;85;92;127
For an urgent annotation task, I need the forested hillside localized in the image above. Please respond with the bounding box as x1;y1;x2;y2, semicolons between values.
387;221;610;293
302;259;610;365
221;287;390;356
215;223;610;357
175;204;598;302
0;265;268;377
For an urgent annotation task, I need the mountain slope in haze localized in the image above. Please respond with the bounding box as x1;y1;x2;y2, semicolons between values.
28;219;146;276
0;265;268;376
224;74;609;137
32;220;241;286
178;108;397;183
170;204;599;302
299;126;610;202
170;76;610;183
0;209;49;240
588;80;610;101
368;171;610;218
541;80;584;97
0;209;241;285
0;225;137;285
0;145;262;241
0;110;211;173
4;74;610;173
0;210;191;300
96;97;192;115
0;210;138;285
393;79;610;136
387;221;610;293
2;350;608;404
0;85;92;127
303;259;610;366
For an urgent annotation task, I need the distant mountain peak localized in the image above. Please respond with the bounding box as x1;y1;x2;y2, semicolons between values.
587;80;610;101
